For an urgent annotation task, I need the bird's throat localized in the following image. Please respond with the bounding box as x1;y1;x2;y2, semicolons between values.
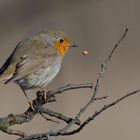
54;43;68;58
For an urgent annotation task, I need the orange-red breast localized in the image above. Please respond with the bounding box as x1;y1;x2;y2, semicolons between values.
0;30;77;101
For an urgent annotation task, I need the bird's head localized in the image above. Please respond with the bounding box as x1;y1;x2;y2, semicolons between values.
46;30;77;58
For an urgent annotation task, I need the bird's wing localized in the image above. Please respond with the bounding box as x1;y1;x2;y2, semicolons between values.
0;41;23;82
13;57;46;80
5;51;57;84
0;35;57;83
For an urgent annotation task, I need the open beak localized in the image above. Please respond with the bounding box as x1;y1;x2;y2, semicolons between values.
69;43;78;48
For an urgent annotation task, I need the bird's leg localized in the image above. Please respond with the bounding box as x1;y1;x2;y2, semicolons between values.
38;88;48;101
20;86;33;110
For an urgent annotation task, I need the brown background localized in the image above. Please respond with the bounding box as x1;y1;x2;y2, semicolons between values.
0;0;140;140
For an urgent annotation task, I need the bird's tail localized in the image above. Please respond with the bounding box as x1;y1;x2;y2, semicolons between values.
0;74;13;83
0;62;15;83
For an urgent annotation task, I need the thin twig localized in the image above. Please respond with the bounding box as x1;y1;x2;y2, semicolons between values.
94;95;108;101
47;83;93;95
39;113;60;124
60;28;128;132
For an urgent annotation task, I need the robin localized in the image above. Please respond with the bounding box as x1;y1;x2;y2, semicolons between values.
0;30;77;105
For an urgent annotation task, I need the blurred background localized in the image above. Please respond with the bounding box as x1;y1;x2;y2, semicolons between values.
0;0;140;139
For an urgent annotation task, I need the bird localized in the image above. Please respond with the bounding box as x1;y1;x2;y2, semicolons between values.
0;30;77;105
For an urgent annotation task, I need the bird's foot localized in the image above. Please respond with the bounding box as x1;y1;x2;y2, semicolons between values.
37;90;56;103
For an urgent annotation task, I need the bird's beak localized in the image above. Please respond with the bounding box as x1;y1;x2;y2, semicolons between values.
69;43;78;48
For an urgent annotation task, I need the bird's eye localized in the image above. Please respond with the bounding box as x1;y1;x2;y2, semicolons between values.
59;39;64;43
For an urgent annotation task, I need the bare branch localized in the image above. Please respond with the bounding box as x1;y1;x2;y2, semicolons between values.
56;89;140;136
59;28;128;132
39;113;60;124
94;95;108;101
18;89;140;140
0;110;35;137
47;83;93;95
0;83;91;136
